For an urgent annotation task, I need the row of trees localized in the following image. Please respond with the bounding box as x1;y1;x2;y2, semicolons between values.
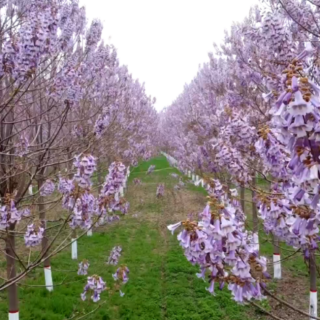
0;1;157;319
161;0;320;319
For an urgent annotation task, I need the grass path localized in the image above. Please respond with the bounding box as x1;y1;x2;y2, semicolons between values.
0;156;256;320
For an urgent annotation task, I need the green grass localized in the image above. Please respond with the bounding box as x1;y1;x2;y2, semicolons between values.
0;155;258;319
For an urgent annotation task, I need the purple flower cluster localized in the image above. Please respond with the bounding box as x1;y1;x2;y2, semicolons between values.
73;155;97;189
99;162;129;215
24;223;44;247
81;275;106;302
112;265;130;297
78;260;90;275
106;246;122;265
257;183;320;256
40;180;55;196
2;2;59;82
143;151;152;161
255;128;289;179
214;143;251;184
168;179;268;303
112;266;129;284
57;155;97;230
253;53;320;258
0;194;30;229
94;113;110;137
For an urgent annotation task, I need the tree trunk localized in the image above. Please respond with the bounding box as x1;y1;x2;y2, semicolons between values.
38;178;53;291
67;149;73;179
97;158;102;193
251;176;259;252
251;177;258;234
309;252;317;319
71;229;77;260
38;178;50;268
240;186;245;214
6;224;19;314
273;235;281;279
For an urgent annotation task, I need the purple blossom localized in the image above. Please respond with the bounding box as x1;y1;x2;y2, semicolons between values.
113;266;130;284
168;178;268;303
0;196;21;229
106;246;122;265
24;223;44;247
40;180;55;196
81;275;106;302
73;155;97;189
98;162;128;216
78;260;90;275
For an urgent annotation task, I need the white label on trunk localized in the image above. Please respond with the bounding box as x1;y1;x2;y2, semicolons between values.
71;239;77;260
9;311;19;320
310;291;318;319
44;267;53;291
87;229;92;236
120;187;124;197
273;254;281;279
192;174;195;181
28;185;33;195
188;171;191;177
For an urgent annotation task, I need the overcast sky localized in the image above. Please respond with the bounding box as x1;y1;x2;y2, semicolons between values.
80;0;257;111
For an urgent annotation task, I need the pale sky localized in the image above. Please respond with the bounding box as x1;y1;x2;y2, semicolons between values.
80;0;258;111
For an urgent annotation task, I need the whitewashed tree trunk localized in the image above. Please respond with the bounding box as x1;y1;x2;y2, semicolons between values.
87;229;92;236
310;291;317;320
9;311;19;320
273;236;281;279
44;266;53;291
71;239;77;260
309;252;317;319
273;254;281;279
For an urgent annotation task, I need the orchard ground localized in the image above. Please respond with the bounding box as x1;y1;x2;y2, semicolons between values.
0;155;315;320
